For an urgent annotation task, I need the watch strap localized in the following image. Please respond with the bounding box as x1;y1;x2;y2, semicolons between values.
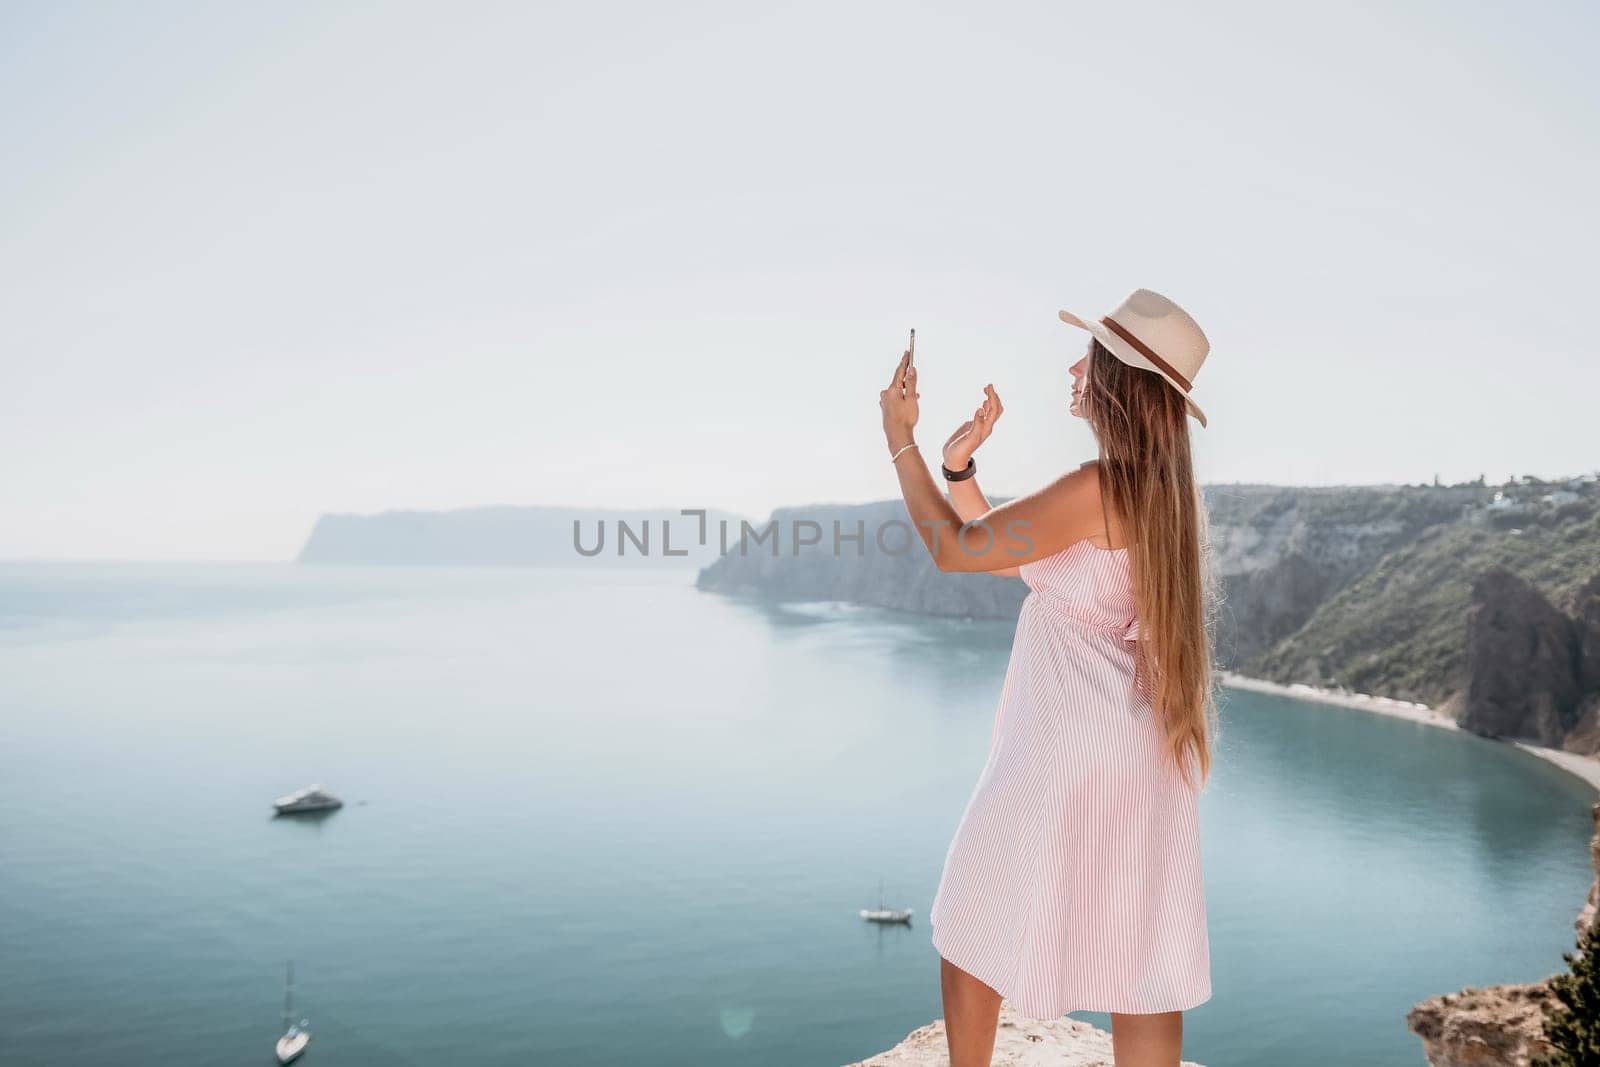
941;458;977;482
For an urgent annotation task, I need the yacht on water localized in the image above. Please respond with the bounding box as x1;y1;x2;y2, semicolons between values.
275;961;311;1064
859;879;913;925
273;785;343;815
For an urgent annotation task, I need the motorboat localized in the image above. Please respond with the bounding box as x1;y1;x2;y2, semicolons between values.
273;784;343;815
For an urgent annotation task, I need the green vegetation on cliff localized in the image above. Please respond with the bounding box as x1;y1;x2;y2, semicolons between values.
1247;496;1600;708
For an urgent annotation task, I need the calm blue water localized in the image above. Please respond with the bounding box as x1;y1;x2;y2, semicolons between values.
0;563;1593;1067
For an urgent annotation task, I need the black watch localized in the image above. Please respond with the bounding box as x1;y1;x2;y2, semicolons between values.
941;457;977;482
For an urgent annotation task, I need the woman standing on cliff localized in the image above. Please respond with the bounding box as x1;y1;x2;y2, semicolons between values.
878;289;1222;1067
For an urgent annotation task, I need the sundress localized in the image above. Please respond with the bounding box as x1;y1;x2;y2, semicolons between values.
928;538;1212;1018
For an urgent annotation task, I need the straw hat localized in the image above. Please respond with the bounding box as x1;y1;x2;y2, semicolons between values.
1058;288;1210;428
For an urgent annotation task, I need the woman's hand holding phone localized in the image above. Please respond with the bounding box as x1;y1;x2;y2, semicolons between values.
880;345;920;454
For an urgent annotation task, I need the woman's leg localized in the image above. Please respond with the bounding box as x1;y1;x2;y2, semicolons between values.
1109;1011;1183;1067
939;956;1002;1067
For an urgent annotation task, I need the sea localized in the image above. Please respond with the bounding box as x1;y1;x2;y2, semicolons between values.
0;563;1594;1067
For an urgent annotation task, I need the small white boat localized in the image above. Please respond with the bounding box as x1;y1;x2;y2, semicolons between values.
860;879;914;925
860;906;914;924
273;784;343;815
275;961;311;1063
276;1023;310;1065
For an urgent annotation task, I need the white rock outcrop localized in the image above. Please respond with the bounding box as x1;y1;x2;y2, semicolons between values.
844;1000;1205;1067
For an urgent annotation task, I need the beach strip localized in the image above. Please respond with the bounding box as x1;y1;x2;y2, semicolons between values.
1217;670;1600;795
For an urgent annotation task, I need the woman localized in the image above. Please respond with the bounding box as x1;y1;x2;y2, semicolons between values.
878;289;1222;1067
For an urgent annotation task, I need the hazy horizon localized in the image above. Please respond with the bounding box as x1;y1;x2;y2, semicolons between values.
8;470;1591;566
4;1;1596;560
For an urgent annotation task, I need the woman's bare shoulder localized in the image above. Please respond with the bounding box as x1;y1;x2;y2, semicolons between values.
994;461;1107;547
1073;459;1128;549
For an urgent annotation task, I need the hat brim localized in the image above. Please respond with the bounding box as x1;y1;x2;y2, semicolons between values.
1058;309;1207;428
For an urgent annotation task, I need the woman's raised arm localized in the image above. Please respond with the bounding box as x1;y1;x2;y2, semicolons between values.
880;348;1104;574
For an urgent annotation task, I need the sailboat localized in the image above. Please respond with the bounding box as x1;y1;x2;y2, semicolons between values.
275;960;311;1064
859;878;913;924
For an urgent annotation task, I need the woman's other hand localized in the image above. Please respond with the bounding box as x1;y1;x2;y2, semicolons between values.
942;384;1003;470
879;348;919;450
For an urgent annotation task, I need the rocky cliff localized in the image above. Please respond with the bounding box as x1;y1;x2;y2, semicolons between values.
1461;569;1600;754
1245;484;1600;709
1407;801;1600;1067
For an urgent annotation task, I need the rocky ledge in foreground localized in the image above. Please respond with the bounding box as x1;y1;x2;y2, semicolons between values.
844;1000;1205;1067
1406;800;1600;1067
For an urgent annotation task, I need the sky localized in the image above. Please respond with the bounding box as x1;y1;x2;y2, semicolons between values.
2;0;1596;560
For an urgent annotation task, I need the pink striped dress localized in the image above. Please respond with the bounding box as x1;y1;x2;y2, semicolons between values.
928;538;1212;1019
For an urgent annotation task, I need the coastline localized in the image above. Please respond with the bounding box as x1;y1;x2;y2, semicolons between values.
1217;670;1600;795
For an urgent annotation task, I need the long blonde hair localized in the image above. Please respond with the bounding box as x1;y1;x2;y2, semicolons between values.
1083;338;1223;791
